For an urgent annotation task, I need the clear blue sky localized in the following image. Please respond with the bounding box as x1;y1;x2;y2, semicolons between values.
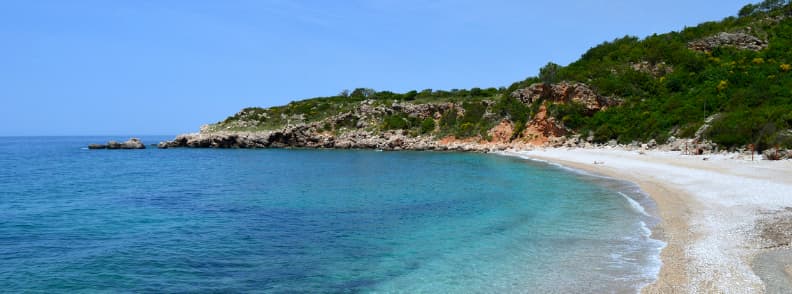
0;0;751;136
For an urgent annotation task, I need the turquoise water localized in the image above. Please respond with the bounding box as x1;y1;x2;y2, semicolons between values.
0;136;663;292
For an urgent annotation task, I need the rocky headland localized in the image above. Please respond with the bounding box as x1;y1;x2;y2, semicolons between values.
158;80;790;160
159;82;600;152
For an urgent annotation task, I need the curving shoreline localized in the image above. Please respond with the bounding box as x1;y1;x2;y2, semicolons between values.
152;133;792;291
503;148;792;293
496;151;667;292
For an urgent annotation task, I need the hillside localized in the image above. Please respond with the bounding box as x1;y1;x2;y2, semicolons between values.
168;1;792;152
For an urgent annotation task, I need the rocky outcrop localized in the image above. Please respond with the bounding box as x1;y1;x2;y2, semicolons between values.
688;32;768;52
89;138;146;149
510;82;620;113
694;113;722;141
631;61;673;77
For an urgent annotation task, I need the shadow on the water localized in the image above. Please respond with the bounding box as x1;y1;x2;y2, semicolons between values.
752;248;792;294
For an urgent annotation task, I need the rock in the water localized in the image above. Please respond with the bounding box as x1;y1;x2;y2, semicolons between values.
92;138;146;150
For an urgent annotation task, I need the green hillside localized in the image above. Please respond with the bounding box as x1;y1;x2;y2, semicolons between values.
212;0;792;151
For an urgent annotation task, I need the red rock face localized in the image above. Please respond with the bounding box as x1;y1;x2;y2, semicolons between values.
488;120;514;143
520;105;567;145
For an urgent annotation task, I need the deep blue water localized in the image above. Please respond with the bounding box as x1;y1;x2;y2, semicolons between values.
0;136;663;292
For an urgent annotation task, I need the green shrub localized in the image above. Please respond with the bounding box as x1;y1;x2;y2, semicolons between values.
420;118;436;134
382;114;412;130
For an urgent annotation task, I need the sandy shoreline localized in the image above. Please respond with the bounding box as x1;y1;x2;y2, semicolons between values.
500;148;792;293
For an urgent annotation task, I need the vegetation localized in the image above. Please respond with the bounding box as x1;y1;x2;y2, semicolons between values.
213;1;792;151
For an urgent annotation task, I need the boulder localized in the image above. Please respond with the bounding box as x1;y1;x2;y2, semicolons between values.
763;148;790;160
124;138;146;149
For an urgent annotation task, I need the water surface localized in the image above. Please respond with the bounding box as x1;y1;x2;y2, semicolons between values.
0;136;663;292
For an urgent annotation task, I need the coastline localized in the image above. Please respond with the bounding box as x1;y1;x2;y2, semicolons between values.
501;148;792;293
111;132;792;291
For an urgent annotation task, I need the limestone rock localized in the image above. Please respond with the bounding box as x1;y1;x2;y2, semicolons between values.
688;32;767;52
510;82;620;113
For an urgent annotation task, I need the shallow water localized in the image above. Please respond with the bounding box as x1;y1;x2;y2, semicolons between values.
0;136;663;292
752;249;792;294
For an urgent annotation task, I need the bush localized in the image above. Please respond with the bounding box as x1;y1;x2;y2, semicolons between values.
382;114;413;130
420;118;436;134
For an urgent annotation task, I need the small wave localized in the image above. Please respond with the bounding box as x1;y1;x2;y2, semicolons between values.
619;192;650;217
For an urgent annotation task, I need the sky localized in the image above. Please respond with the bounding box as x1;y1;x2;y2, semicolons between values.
0;0;751;136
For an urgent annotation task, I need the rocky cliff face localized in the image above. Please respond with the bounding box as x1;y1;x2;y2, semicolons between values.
510;82;620;113
520;104;568;145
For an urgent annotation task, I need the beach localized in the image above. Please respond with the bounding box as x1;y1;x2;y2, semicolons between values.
503;148;792;293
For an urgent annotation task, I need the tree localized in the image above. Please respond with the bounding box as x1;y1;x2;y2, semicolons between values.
539;62;561;85
404;90;418;101
739;4;757;16
350;88;376;98
759;0;788;11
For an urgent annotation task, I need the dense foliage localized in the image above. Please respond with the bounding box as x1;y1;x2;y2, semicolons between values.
548;0;792;150
216;1;792;150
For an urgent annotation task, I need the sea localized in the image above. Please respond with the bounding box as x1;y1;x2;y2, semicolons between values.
0;136;664;293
